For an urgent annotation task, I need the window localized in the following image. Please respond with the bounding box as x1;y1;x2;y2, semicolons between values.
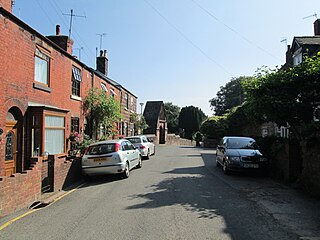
31;114;42;157
293;53;302;66
101;83;108;92
130;96;134;111
110;88;116;98
35;48;50;85
71;117;79;133
125;93;129;109
5;131;14;160
44;115;65;155
72;66;81;97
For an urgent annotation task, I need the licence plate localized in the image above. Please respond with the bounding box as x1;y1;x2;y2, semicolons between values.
243;163;259;168
93;157;108;162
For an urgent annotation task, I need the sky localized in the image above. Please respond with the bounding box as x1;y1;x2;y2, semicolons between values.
11;0;320;116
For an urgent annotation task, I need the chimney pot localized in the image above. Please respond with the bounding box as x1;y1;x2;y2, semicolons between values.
56;25;60;35
104;50;107;57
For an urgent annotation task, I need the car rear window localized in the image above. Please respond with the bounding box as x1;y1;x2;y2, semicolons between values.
126;138;141;144
86;144;115;155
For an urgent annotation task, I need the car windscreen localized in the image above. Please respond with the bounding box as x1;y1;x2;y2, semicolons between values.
86;144;115;155
227;138;258;149
126;138;142;144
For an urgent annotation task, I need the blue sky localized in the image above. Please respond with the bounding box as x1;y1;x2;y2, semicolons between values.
12;0;320;115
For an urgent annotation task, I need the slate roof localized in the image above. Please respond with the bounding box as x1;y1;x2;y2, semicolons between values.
294;36;320;46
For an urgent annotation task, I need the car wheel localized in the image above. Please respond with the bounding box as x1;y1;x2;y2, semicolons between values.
146;149;150;159
223;161;230;175
136;155;142;169
216;156;221;167
122;162;130;178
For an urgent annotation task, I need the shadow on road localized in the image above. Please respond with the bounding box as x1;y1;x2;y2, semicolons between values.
124;151;297;240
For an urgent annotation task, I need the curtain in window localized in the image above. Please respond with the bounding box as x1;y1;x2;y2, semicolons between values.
35;56;48;84
45;129;64;154
44;116;65;154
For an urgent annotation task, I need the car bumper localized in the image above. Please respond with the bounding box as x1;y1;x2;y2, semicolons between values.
138;148;148;157
227;161;269;172
82;163;126;176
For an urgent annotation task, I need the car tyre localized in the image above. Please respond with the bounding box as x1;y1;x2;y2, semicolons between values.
122;162;130;179
146;149;150;160
223;161;230;175
216;156;221;167
136;155;142;169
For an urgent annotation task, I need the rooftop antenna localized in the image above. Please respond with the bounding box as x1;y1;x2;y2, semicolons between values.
63;9;86;39
75;47;84;60
280;38;287;46
96;33;107;51
303;13;318;20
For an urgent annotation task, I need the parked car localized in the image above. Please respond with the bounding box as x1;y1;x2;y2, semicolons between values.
81;139;141;179
125;135;155;159
216;136;269;175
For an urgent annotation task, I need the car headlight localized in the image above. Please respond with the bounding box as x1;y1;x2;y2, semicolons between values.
226;156;240;162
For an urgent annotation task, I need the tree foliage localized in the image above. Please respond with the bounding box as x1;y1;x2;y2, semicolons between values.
200;116;228;139
83;88;121;139
164;102;180;134
130;113;148;135
178;106;206;139
209;76;254;115
242;55;320;139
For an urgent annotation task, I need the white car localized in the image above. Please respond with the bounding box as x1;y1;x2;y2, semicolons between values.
125;135;155;159
81;139;141;179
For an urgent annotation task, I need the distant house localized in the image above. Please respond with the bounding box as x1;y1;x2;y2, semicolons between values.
143;101;167;144
264;19;320;138
283;19;320;69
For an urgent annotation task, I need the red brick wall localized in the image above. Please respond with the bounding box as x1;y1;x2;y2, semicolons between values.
0;0;12;12
0;158;42;217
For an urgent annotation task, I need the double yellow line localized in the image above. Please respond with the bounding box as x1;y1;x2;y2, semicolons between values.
0;184;84;231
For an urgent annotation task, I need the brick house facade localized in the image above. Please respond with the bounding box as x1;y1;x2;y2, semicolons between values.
0;0;137;216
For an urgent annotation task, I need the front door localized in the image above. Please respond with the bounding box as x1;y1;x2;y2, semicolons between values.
5;121;18;176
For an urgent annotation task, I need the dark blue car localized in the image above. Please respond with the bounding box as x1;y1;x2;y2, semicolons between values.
216;136;269;175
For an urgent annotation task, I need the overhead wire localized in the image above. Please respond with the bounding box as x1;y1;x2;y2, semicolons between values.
50;0;97;63
190;0;282;61
143;0;232;76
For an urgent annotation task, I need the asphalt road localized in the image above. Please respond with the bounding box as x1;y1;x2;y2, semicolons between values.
0;145;319;240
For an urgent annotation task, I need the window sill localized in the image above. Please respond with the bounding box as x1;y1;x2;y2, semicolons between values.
33;83;51;93
70;95;82;101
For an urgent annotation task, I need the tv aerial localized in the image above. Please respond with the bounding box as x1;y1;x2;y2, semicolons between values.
303;13;318;20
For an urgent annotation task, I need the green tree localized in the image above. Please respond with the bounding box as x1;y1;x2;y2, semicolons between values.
84;88;121;139
242;54;320;139
130;113;148;135
209;76;254;115
164;102;180;134
200;116;228;139
178;106;206;139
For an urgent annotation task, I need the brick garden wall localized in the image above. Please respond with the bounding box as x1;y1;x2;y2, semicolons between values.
0;158;42;218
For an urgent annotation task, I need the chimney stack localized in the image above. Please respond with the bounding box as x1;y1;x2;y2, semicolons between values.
314;19;320;36
96;49;109;76
0;0;13;12
285;45;293;67
47;25;73;55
